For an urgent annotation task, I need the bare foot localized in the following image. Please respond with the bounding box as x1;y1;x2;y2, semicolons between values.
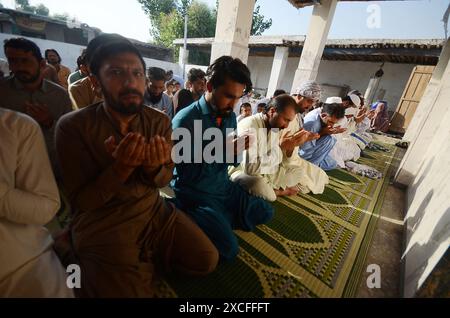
274;186;299;197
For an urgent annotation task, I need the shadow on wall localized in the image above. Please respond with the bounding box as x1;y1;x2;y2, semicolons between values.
406;157;435;208
402;200;450;297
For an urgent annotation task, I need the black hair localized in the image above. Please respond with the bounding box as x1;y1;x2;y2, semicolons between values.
45;49;61;63
206;56;252;94
240;102;252;112
257;102;267;108
322;103;345;119
342;96;351;102
187;68;206;83
165;80;175;88
90;41;146;77
4;37;43;62
273;89;286;97
147;67;166;81
348;89;362;96
77;49;87;68
85;33;129;66
264;94;296;114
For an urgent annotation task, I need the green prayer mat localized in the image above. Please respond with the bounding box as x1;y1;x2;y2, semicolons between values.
154;135;403;298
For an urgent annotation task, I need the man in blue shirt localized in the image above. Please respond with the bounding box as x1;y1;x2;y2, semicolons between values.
171;56;274;261
300;98;346;170
144;67;174;119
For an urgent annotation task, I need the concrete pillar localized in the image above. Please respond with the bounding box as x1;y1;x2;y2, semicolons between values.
266;46;289;98
394;39;450;186
86;28;96;43
178;47;189;66
364;77;382;106
210;0;256;65
290;0;338;93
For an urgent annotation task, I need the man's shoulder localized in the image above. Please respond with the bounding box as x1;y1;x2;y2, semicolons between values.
303;109;320;122
44;79;69;94
70;76;90;89
143;105;171;121
172;102;201;128
177;89;191;97
162;93;172;105
57;102;100;130
0;108;40;137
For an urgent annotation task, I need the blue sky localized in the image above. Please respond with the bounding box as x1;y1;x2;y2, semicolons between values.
1;0;448;41
202;0;448;39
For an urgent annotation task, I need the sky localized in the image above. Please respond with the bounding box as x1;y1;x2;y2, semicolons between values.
0;0;448;42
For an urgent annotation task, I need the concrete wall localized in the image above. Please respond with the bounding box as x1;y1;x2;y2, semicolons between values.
45;23;65;42
247;55;416;111
0;33;182;76
397;40;450;297
401;92;450;297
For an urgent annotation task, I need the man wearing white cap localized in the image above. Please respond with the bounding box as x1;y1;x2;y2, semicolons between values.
329;105;362;168
300;97;346;170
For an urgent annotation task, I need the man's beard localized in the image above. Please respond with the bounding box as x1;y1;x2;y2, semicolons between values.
15;68;41;84
211;103;233;118
102;84;144;115
148;91;163;104
209;96;233;118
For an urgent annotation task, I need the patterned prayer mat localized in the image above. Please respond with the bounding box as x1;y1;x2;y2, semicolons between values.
154;135;403;298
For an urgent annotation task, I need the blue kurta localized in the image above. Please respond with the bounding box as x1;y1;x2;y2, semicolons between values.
171;96;274;260
299;108;337;171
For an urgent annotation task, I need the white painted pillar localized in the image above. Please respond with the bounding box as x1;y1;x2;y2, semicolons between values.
266;46;289;98
364;77;382;106
210;0;256;64
290;0;338;93
178;47;189;67
394;39;450;186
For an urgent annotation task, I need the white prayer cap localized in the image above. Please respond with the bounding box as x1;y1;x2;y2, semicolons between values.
325;96;342;104
345;106;358;117
294;80;322;101
349;94;361;107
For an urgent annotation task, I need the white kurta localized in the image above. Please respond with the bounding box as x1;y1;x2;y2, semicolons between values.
282;112;329;194
0;109;73;297
330;117;361;168
352;117;373;149
229;114;328;202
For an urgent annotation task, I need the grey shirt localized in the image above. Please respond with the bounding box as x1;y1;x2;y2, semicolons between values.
0;77;73;177
144;90;174;119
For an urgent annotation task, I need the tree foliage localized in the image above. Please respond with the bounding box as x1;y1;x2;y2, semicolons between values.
138;0;272;63
15;0;76;22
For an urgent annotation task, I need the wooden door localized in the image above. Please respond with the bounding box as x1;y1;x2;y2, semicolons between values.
390;65;435;134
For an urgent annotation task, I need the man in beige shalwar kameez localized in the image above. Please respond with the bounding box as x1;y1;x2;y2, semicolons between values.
55;36;218;298
229;95;327;202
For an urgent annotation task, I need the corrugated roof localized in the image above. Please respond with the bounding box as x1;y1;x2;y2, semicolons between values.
173;36;445;65
173;36;444;50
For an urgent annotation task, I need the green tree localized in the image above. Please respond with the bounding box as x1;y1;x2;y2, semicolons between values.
52;13;70;21
251;1;272;36
35;4;49;16
16;0;49;16
138;0;271;64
